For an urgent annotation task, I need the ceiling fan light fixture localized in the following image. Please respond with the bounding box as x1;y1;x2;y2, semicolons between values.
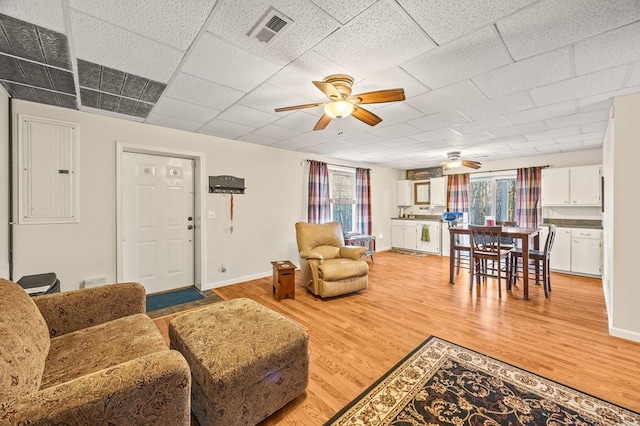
447;160;462;169
324;100;354;119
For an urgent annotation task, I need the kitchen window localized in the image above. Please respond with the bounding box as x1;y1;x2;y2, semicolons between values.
469;174;516;225
329;167;355;233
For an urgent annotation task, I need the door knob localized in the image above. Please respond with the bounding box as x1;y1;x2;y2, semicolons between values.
188;225;194;230
188;216;193;221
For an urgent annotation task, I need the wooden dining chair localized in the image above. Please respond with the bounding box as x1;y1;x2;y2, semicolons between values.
453;233;471;275
469;225;513;297
509;225;556;297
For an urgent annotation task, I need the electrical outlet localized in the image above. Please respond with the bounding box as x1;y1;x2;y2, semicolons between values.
207;210;216;219
221;263;227;273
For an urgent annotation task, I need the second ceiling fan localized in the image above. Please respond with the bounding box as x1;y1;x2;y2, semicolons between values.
274;74;405;130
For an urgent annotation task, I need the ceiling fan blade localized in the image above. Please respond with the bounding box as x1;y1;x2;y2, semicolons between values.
313;114;332;131
274;102;324;112
462;160;482;169
312;81;342;100
348;88;405;104
352;106;382;127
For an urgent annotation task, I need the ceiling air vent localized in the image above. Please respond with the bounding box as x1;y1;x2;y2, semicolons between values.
247;7;293;44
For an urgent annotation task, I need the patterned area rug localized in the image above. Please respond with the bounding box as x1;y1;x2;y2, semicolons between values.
388;249;428;257
325;336;640;425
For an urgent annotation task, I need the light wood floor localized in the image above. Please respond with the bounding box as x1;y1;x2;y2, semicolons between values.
154;251;640;424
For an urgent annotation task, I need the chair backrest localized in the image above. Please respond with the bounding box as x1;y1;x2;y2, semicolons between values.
295;221;345;253
496;221;517;227
543;225;557;256
469;225;503;255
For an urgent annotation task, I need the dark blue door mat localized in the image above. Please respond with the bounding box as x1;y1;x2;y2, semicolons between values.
146;287;205;312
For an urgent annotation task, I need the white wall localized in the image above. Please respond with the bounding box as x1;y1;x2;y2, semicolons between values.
603;92;640;342
10;100;400;291
0;91;8;278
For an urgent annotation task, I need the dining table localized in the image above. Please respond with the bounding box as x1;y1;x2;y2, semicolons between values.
448;225;540;300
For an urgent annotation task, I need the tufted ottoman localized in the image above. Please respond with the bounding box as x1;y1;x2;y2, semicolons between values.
168;298;309;426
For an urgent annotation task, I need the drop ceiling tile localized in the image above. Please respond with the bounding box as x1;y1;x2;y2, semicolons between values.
0;13;45;63
575;21;640;76
99;66;125;94
133;102;153;118
352;67;429;100
37;26;72;70
555;131;605;143
165;73;245;110
402;27;510;90
530;66;627;106
117;97;139;116
369;122;421;139
146;113;205;133
0;1;66;34
582;139;603;148
497;0;640;60
409;110;470;132
505;101;577;125
510;138;558;149
627;63;640;86
140;81;166;103
122;74;148;100
48;68;75;94
199;119;255;139
406;80;486;115
578;86;640;112
451;116;512;135
536;141;585;153
70;10;184;82
524;126;580;141
0;55;27;84
489;121;548;138
458;92;534;121
314;1;435;79
545;109;609;129
181;33;280;93
371;103;424;128
80;88;99;108
446;131;495;145
77;59;100;90
99;92;119;112
310;0;377;24
240;83;311;115
69;0;216;51
398;0;537;45
410;128;459;142
153;97;220;123
19;60;53;90
581;121;607;133
238;133;278;146
472;48;572;98
217;104;279;128
339;133;385;146
250;123;304;139
273;110;323;131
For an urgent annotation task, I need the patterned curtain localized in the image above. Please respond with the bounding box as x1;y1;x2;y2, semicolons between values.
516;167;542;228
307;160;330;223
355;168;372;235
447;173;470;212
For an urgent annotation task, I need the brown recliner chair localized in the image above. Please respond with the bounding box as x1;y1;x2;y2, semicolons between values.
295;222;369;298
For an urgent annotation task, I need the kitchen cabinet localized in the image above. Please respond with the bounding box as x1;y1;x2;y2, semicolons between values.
571;229;602;275
542;165;601;206
397;180;412;206
391;220;415;250
430;177;446;207
415;221;441;254
549;227;572;272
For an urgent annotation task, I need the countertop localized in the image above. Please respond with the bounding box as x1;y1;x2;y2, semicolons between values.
542;219;602;229
392;215;442;221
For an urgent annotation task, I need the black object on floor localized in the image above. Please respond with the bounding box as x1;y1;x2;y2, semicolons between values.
17;272;60;296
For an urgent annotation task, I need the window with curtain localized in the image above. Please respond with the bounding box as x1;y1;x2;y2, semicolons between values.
307;160;330;223
328;166;356;232
469;174;517;225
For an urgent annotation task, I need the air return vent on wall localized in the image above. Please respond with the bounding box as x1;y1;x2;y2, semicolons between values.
247;7;293;44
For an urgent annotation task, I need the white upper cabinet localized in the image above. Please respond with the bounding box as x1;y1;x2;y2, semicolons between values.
397;180;412;206
542;165;601;206
430;177;446;207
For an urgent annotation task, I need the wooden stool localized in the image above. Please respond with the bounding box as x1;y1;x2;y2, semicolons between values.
271;261;295;301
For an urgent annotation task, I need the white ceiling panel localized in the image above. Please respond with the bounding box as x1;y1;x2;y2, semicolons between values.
351;67;429;99
545;109;609;129
146;113;206;132
181;33;280;92
237;133;278;146
199;119;254;139
458;92;535;121
577;86;640;112
216;104;279;127
152;97;220;123
368;103;424;129
409;110;470;132
497;0;640;60
0;0;66;33
402;27;510;90
273;110;324;131
489;121;548;138
240;83;313;115
530;66;627;106
313;1;435;78
555;131;605;144
70;11;184;82
574;21;640;76
369;122;421;139
411;128;459;143
250;123;304;139
524;126;580;141
451;117;511;135
310;0;377;24
627;63;640;86
406;80;486;115
472;48;572;98
68;0;216;51
397;0;537;45
164;73;245;110
505;101;577;125
207;0;340;67
581;122;607;133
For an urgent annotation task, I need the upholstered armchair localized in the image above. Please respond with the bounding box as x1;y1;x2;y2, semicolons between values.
295;221;368;298
0;279;191;425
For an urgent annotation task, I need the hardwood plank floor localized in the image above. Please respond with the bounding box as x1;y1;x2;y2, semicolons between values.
154;251;640;424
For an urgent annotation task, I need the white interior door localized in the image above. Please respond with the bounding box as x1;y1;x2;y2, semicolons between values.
121;152;194;294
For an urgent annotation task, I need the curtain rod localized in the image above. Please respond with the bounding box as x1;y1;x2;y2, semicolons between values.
306;159;370;171
463;164;550;175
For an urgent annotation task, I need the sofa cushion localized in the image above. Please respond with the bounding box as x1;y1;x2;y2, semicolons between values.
41;313;168;389
319;258;368;281
0;280;50;403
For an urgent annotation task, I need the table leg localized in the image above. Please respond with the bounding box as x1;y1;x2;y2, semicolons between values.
522;236;530;300
449;229;455;284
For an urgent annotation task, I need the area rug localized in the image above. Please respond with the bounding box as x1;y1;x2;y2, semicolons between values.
325;336;640;425
388;249;428;257
146;287;205;312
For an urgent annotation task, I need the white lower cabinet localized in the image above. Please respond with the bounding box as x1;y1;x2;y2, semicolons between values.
415;221;441;254
542;226;601;276
391;220;441;254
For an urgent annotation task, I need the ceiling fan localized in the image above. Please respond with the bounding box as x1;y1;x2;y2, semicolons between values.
274;74;405;131
441;151;482;169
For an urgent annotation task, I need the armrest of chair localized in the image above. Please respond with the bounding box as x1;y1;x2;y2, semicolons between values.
33;282;146;337
299;250;324;261
340;246;367;260
0;350;191;425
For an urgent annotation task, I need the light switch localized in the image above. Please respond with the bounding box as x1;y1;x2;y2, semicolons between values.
206;210;216;219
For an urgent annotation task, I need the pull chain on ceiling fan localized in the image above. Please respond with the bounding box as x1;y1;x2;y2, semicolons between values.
441;151;482;169
274;74;405;130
